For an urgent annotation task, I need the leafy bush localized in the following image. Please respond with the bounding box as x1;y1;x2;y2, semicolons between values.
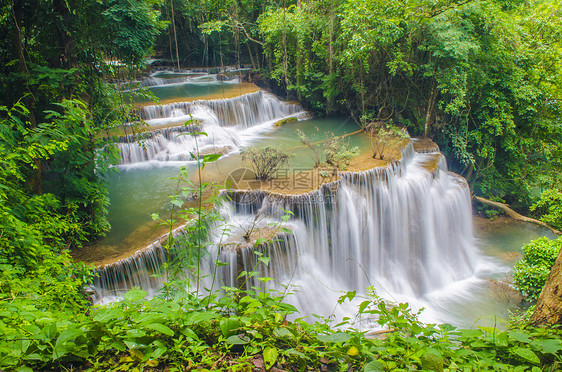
369;123;408;160
296;128;322;167
2;286;562;371
241;146;291;180
514;237;562;302
324;134;359;170
531;189;562;230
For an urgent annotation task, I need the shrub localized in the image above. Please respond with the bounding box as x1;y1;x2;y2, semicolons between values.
241;146;291;180
531;189;562;230
296;128;321;167
514;236;562;301
369;122;409;160
324;134;359;170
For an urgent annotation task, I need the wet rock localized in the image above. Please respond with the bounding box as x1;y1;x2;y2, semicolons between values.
274;116;298;127
486;277;523;304
499;251;523;262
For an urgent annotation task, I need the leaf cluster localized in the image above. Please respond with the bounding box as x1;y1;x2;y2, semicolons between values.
241;146;292;181
514;236;562;302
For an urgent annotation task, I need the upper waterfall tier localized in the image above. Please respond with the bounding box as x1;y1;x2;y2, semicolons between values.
139;91;303;127
116;91;305;165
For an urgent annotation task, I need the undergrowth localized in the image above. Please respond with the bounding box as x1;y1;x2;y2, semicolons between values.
2;287;562;371
2;128;562;371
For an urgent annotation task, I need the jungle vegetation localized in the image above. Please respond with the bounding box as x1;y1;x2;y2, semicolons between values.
1;0;561;370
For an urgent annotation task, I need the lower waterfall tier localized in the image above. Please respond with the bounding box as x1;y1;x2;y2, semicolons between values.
92;142;504;326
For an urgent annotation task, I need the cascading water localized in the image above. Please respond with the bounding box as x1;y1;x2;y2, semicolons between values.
89;69;508;327
139;91;302;126
210;144;487;324
93;141;497;325
117;91;305;166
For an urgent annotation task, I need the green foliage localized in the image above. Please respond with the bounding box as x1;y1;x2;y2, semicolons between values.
2;285;562;370
531;189;562;230
241;146;291;181
514;237;562;302
0;102;96;338
369;123;408;160
324;133;359;170
258;0;562;211
102;0;165;65
43;99;113;239
0;102;89;261
297;127;322;167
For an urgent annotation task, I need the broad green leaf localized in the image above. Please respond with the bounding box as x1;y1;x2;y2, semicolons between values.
56;328;85;345
171;199;183;207
186;311;218;324
513;347;540;365
15;367;34;372
145;323;174;336
126;329;146;338
124;289;148;302
220;318;240;337
421;351;443;372
93;308;124;323
358;300;370;314
509;332;532;344
180;327;199;340
363;360;385;371
273;327;293;338
534;338;562;354
203;154;221;163
225;335;249;345
151;346;167;359
263;346;278;369
124;340;144;350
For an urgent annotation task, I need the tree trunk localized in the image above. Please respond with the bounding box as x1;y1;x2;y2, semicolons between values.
13;0;41;194
531;246;562;325
170;0;180;71
473;196;562;236
424;81;436;136
327;5;334;113
282;4;290;97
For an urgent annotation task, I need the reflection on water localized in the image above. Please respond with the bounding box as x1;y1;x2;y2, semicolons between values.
84;116;364;264
476;216;557;266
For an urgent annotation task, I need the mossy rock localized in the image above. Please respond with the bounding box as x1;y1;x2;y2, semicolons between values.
274;117;298;127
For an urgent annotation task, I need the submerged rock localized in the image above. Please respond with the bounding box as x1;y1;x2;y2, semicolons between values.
274;116;298;127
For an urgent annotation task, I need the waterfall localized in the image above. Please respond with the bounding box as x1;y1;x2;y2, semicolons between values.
218;145;478;313
117;92;304;165
92;243;167;302
91;224;190;302
139;91;303;127
94;142;484;324
113;123;199;144
222;145;483;323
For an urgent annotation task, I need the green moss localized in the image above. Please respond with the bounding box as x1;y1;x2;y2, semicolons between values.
273;116;298;127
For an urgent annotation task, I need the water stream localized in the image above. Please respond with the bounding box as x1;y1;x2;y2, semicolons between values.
81;71;555;329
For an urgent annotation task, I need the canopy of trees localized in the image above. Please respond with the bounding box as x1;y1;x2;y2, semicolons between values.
253;0;562;212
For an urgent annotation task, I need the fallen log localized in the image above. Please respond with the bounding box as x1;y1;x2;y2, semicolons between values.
473;196;561;236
